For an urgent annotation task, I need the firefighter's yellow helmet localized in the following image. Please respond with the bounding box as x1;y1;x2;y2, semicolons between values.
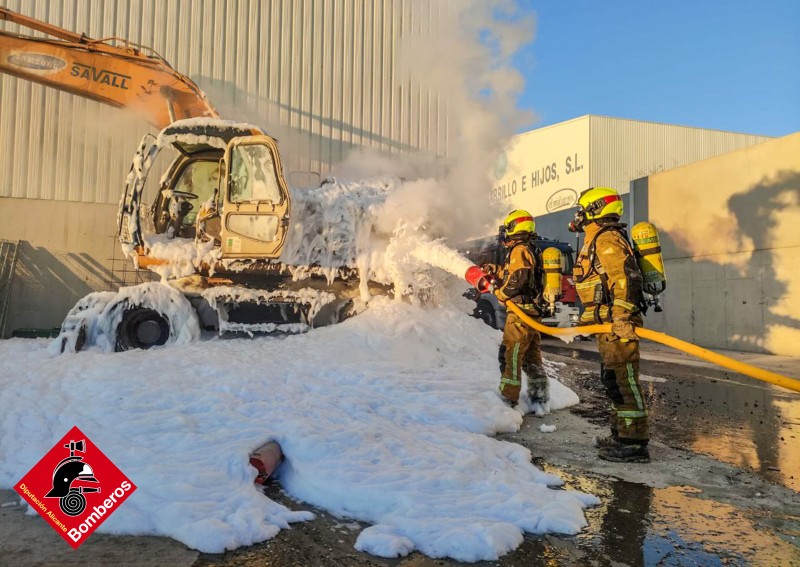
578;187;624;220
504;210;535;237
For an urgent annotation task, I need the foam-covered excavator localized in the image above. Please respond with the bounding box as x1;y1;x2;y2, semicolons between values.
1;7;384;354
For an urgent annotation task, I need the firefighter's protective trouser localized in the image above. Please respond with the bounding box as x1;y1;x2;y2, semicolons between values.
498;310;548;404
597;320;649;442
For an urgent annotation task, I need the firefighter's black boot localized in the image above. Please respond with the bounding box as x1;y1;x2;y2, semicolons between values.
594;432;620;449
597;439;650;463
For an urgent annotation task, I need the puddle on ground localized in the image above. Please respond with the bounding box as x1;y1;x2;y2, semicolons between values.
642;363;800;492
524;462;800;566
544;342;800;491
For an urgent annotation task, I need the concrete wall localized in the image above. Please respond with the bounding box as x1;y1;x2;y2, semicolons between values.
0;198;149;336
643;132;800;356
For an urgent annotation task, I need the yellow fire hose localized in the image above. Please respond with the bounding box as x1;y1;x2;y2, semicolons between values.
505;302;800;394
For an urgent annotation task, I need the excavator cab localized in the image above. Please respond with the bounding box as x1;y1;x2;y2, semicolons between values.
119;119;291;268
1;6;292;270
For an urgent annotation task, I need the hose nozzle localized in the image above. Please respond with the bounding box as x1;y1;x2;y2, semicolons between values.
465;266;498;294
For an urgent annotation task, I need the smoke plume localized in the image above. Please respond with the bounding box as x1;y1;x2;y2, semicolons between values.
335;0;536;243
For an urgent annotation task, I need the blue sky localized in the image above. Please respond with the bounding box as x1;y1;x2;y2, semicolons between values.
514;2;800;137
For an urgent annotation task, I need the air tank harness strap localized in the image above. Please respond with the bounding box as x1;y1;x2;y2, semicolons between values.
638;246;662;256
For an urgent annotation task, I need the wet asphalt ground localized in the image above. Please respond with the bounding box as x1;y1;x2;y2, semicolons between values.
2;339;799;566
548;338;800;492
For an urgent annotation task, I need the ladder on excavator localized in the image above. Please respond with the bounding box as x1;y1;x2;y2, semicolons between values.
0;240;19;337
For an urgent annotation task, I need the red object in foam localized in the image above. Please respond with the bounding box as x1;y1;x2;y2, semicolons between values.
249;441;284;485
465;265;495;293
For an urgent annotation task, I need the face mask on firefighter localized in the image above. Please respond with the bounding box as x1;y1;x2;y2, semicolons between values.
498;225;507;243
568;194;622;233
568;208;587;233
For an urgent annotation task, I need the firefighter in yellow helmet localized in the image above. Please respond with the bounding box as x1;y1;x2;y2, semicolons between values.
483;210;549;414
570;187;650;463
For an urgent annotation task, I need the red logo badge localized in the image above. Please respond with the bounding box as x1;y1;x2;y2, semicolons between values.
14;426;136;549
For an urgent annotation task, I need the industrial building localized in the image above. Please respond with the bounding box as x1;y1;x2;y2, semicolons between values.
0;0;453;336
491;115;771;244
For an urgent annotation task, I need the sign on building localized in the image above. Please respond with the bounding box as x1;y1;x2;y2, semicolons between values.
490;118;589;218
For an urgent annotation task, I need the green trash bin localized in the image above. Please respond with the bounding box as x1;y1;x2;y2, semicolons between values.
11;328;61;339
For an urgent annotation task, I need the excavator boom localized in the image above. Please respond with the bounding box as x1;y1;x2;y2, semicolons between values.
0;7;218;129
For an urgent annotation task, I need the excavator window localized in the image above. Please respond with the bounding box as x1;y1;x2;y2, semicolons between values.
229;144;282;204
152;158;222;237
174;161;221;226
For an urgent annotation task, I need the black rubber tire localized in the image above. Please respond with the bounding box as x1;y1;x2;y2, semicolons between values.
115;307;171;352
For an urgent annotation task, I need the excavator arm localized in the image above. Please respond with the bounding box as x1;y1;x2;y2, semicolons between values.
0;7;218;129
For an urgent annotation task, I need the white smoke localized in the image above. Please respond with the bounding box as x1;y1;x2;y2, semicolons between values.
333;0;536;243
197;1;539;299
198;1;536;244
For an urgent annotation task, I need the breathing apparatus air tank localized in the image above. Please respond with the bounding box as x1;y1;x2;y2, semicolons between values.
631;222;667;312
542;247;563;313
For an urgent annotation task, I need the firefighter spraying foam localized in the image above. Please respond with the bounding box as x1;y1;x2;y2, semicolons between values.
464;211;551;413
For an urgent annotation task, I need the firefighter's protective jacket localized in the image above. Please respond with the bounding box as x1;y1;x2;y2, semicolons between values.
573;222;643;325
492;242;540;314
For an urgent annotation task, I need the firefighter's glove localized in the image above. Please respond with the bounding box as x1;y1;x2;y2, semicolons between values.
481;263;496;275
536;299;553;318
611;319;638;342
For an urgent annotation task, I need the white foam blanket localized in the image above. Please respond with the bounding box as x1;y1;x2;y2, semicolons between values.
1;298;595;562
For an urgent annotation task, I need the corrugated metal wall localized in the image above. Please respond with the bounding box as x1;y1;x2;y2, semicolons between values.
588;115;772;194
0;0;451;204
